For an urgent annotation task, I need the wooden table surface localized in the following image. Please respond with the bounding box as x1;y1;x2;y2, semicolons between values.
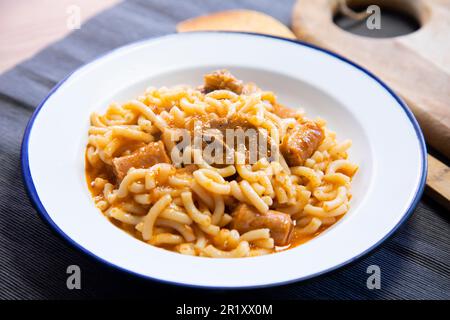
0;0;119;73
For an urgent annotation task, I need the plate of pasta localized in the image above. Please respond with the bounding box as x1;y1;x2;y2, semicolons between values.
22;32;426;288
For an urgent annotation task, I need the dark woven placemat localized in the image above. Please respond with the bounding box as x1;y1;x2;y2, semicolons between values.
0;0;448;300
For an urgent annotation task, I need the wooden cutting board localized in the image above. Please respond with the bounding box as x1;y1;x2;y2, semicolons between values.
177;7;450;209
292;0;450;159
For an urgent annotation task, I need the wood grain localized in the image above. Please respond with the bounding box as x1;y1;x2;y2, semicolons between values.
0;0;120;73
427;155;450;210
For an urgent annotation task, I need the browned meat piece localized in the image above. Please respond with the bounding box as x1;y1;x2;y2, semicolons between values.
280;121;324;167
208;114;253;132
206;115;272;165
273;103;301;119
231;204;293;246
203;69;243;94
176;164;198;175
112;141;171;180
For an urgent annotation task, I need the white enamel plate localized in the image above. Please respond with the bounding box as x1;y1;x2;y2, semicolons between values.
22;32;426;288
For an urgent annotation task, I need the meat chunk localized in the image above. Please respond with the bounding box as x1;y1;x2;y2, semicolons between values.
112;141;171;180
203;69;243;94
208;114;253;133
205;115;272;165
231;204;293;246
273;103;301;119
280;121;324;166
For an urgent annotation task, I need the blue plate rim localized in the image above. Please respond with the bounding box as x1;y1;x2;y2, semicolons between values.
20;31;427;289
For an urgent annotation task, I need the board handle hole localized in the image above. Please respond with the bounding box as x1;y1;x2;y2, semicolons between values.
333;0;428;38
